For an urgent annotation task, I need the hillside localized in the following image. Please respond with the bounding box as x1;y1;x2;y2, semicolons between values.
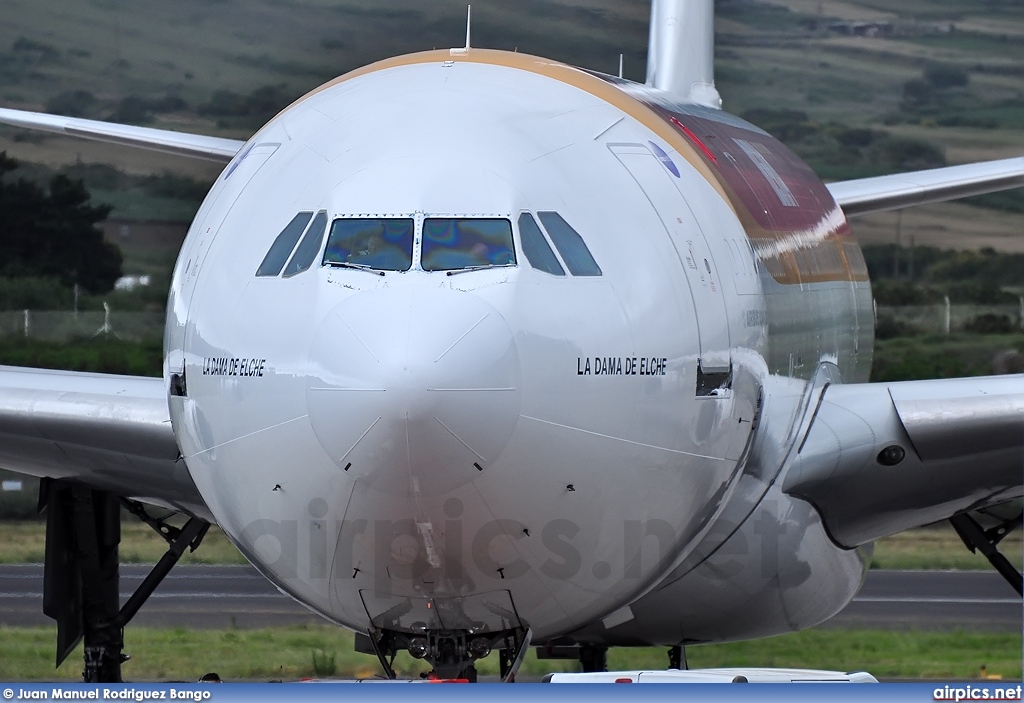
0;0;1021;252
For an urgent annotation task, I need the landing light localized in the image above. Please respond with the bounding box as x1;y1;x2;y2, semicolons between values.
408;638;429;659
876;445;906;466
468;638;491;659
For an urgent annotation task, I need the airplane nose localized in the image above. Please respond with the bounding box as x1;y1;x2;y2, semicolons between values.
306;287;521;497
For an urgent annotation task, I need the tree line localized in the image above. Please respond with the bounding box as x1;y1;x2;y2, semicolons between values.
0;152;121;294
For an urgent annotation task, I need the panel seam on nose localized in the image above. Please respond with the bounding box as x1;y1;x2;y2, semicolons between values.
433;415;487;461
434;312;489;362
337;415;382;464
340;316;381;363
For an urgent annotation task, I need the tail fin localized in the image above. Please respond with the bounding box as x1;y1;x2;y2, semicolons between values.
645;0;721;109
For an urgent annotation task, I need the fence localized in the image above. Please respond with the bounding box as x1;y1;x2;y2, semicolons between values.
0;308;165;342
877;302;1024;336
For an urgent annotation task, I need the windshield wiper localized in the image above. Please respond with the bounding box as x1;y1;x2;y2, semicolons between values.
446;264;502;276
326;261;386;276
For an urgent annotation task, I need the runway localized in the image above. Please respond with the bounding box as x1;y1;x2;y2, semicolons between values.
0;565;1019;631
823;569;1021;632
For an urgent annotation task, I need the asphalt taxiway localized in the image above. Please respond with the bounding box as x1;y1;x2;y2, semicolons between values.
0;565;1019;631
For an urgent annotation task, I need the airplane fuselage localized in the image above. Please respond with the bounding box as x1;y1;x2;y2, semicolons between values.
164;50;874;655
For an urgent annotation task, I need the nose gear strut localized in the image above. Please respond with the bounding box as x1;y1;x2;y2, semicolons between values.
357;588;529;681
360;625;531;682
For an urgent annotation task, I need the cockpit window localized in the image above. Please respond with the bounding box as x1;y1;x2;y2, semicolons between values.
518;213;564;276
323;218;414;272
282;211;328;278
256;211;312;277
421;218;515;272
537;212;602;276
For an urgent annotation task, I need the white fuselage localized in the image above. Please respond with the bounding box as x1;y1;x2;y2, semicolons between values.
165;50;869;645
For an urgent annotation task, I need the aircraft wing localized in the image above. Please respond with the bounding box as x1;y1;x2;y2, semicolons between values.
0;366;211;520
0;107;244;163
827;156;1024;218
782;374;1024;547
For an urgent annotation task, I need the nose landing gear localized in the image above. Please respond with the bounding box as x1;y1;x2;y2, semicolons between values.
357;589;530;681
359;625;531;682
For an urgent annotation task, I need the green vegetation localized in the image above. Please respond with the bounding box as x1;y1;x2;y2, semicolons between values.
0;274;169;312
44;89;96;118
871;333;1024;381
199;84;300;130
0;153;120;293
864;244;1024;290
965;188;1024;215
861;245;1024;370
718;0;818;32
0;337;162;376
684;630;1022;681
6;159;211;226
908;30;1024;62
0;480;36;521
0;625;1017;681
871;523;1022;570
900;63;976;120
0;156;179;321
0;518;246;565
1;0;1021;228
0;0;651;126
0;276;77;310
863;245;1024;357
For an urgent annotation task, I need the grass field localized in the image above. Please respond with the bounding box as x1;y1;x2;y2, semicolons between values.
871;524;1022;570
0;625;1019;681
0;520;246;565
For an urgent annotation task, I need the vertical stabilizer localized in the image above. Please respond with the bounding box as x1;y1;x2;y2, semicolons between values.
645;0;721;109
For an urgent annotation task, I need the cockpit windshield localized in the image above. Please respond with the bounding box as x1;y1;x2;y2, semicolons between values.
323;218;415;272
421;218;515;272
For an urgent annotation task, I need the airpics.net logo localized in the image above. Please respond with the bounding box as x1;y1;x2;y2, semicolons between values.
235;498;802;585
934;685;1023;701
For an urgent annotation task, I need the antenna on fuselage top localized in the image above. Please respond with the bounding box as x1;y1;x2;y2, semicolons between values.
618;53;624;79
452;5;471;55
